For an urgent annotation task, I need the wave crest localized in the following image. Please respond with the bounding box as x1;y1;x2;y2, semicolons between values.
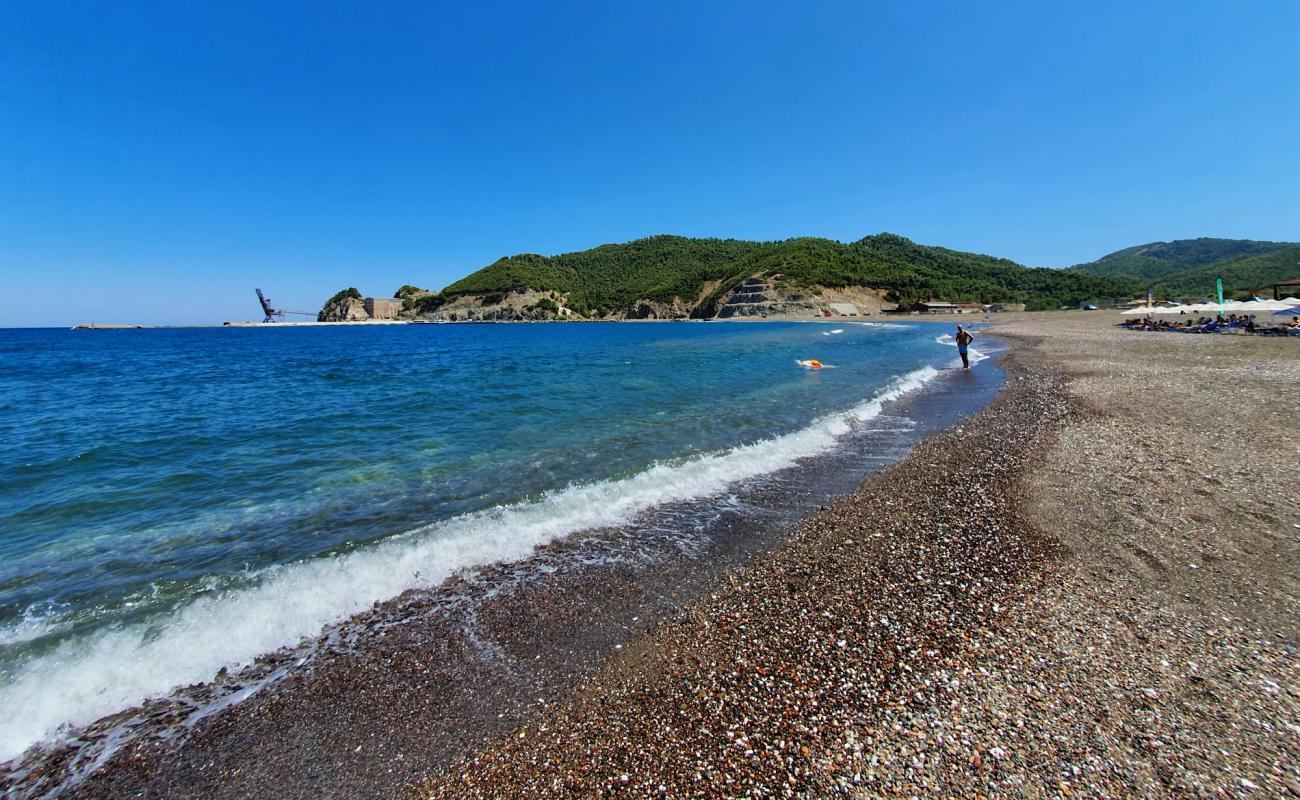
0;367;938;762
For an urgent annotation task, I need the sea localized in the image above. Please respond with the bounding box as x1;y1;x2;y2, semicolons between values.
0;320;994;768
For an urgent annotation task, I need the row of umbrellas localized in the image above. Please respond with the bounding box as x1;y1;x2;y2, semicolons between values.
1118;297;1300;316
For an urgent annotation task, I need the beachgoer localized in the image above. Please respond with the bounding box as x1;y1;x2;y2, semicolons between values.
955;325;974;369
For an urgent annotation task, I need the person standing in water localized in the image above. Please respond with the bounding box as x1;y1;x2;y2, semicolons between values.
955;325;974;369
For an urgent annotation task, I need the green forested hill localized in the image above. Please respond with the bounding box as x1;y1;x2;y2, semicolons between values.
1149;245;1300;299
442;236;767;314
440;232;1138;314
1068;238;1299;298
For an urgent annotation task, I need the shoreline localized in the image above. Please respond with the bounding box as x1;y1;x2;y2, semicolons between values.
424;315;1299;798
61;312;1013;330
2;340;1005;798
421;344;1071;798
9;315;1293;797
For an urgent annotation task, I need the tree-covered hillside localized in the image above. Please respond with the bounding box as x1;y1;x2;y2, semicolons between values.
1147;245;1300;299
1069;238;1298;297
443;236;766;315
442;233;1138;314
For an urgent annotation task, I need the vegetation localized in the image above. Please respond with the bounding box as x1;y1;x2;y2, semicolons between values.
410;292;447;314
443;236;767;316
1069;238;1300;299
394;284;427;299
320;287;362;312
1152;245;1300;299
441;233;1138;315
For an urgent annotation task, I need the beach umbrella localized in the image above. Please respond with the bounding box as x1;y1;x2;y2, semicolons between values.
1251;298;1298;311
1195;302;1234;314
1219;299;1292;313
1119;304;1197;314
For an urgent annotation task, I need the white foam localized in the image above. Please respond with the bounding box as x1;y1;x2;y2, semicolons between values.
0;366;938;762
852;321;911;329
0;603;72;648
934;333;989;365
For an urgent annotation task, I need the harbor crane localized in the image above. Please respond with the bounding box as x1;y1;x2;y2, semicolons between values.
256;289;317;322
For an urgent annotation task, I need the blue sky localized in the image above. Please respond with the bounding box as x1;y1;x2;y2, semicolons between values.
3;1;1298;326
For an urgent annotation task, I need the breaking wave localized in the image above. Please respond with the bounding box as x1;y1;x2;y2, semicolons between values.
0;367;939;762
934;333;989;365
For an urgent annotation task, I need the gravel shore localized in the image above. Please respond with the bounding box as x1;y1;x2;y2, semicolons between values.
4;336;1000;800
13;316;1295;798
424;350;1075;797
423;317;1299;798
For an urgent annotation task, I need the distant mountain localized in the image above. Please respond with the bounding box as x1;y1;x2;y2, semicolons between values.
421;233;1137;319
1069;238;1300;298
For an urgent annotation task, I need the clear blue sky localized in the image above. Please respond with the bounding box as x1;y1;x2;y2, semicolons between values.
3;1;1298;326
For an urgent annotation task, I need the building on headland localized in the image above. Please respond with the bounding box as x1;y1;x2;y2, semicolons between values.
364;297;404;320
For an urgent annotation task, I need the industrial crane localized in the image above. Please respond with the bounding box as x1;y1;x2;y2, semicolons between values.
255;289;317;322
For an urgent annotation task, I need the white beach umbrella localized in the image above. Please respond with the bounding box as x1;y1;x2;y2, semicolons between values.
1194;302;1234;314
1218;299;1290;313
1249;298;1299;311
1119;304;1198;314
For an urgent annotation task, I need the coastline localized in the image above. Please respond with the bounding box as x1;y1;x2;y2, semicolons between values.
423;314;1299;798
64;311;1001;329
3;337;1004;798
422;344;1071;798
10;315;1295;797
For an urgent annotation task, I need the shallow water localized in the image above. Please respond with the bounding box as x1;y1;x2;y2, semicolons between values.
0;320;988;761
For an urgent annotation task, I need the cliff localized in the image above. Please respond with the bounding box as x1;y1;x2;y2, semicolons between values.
317;288;368;321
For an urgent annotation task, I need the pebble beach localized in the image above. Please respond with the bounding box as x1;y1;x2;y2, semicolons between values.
7;315;1297;798
423;344;1073;798
422;314;1299;798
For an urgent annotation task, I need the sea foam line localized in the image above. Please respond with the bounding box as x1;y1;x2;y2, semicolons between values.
0;366;938;763
934;333;990;365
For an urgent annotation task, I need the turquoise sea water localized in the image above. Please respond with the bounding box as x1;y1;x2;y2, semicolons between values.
0;320;979;760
